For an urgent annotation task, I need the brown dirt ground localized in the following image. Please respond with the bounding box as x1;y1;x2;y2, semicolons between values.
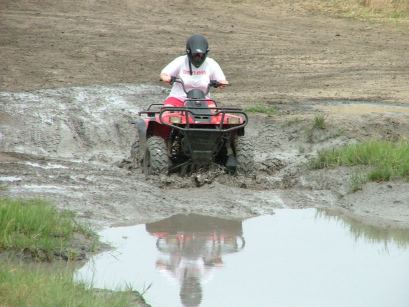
1;0;409;104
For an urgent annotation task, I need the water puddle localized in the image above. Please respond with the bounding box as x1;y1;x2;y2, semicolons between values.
75;209;409;307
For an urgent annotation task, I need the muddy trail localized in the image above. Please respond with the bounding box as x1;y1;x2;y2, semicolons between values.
0;85;287;227
2;84;409;230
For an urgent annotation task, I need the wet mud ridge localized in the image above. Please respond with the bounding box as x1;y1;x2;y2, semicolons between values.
2;85;409;229
0;85;290;227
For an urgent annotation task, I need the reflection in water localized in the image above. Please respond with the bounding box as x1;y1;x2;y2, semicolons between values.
146;214;245;307
317;209;409;248
75;209;409;307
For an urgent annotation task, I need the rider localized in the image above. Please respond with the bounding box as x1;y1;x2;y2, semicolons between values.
160;34;229;107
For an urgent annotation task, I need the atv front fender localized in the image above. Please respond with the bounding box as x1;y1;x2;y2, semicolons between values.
133;118;147;144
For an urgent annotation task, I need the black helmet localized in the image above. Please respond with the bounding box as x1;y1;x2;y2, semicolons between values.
186;34;209;68
180;276;202;307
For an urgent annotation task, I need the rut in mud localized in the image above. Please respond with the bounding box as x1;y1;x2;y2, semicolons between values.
2;85;409;229
0;85;292;227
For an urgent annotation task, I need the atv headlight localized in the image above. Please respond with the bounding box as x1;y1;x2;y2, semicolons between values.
169;116;182;124
227;117;240;124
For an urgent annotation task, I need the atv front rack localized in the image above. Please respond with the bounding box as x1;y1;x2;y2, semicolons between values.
157;106;248;132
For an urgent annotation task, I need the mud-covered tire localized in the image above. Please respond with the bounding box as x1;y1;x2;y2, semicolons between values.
143;136;169;176
235;135;255;175
130;137;142;168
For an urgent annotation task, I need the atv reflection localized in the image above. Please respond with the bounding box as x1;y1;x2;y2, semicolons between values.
146;214;245;307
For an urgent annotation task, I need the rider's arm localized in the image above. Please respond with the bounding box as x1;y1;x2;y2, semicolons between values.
211;79;228;90
217;80;229;89
209;58;228;88
160;73;172;84
160;56;184;84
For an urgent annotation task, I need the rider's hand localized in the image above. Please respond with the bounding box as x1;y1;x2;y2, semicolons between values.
160;73;172;84
218;80;229;89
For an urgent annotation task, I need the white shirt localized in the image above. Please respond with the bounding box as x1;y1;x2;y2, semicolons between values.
161;55;226;100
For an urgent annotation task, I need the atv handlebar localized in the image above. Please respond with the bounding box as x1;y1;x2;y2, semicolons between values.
209;79;225;88
170;77;227;95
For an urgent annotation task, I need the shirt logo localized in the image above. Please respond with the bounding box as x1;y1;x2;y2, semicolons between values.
182;69;206;75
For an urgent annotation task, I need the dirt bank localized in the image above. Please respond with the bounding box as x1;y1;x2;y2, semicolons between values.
1;0;409;229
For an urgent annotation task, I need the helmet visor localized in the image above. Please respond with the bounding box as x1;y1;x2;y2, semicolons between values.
193;53;205;60
191;52;206;67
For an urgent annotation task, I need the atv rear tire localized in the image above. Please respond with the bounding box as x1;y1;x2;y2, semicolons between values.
235;135;255;175
143;136;169;176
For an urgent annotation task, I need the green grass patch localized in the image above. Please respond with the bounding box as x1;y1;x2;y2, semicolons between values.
0;198;94;258
245;104;277;116
0;199;147;306
310;140;409;182
349;172;368;192
0;262;140;307
313;114;326;130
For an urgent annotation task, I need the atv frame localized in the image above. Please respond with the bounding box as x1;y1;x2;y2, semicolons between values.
131;78;254;176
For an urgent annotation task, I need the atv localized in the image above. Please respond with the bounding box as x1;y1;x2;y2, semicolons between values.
131;77;254;176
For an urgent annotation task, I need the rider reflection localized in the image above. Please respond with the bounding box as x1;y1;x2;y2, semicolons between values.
146;214;245;307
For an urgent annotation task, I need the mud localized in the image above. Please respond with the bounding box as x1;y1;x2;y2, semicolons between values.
2;84;409;230
2;0;409;230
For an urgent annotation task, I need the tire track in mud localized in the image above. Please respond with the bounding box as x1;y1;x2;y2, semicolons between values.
0;85;289;227
3;85;409;228
0;84;164;161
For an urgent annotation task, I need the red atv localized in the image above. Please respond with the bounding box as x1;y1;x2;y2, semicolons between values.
131;77;254;176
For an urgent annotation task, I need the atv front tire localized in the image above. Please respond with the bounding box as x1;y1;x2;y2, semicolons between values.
235;135;255;175
143;136;169;176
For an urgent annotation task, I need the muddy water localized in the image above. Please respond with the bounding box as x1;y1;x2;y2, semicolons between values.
75;209;409;307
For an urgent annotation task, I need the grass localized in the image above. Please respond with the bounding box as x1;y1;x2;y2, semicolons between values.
0;198;94;259
245;103;277;116
349;172;368;192
306;114;329;143
0;262;139;307
313;114;326;130
310;140;409;182
0;198;147;306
